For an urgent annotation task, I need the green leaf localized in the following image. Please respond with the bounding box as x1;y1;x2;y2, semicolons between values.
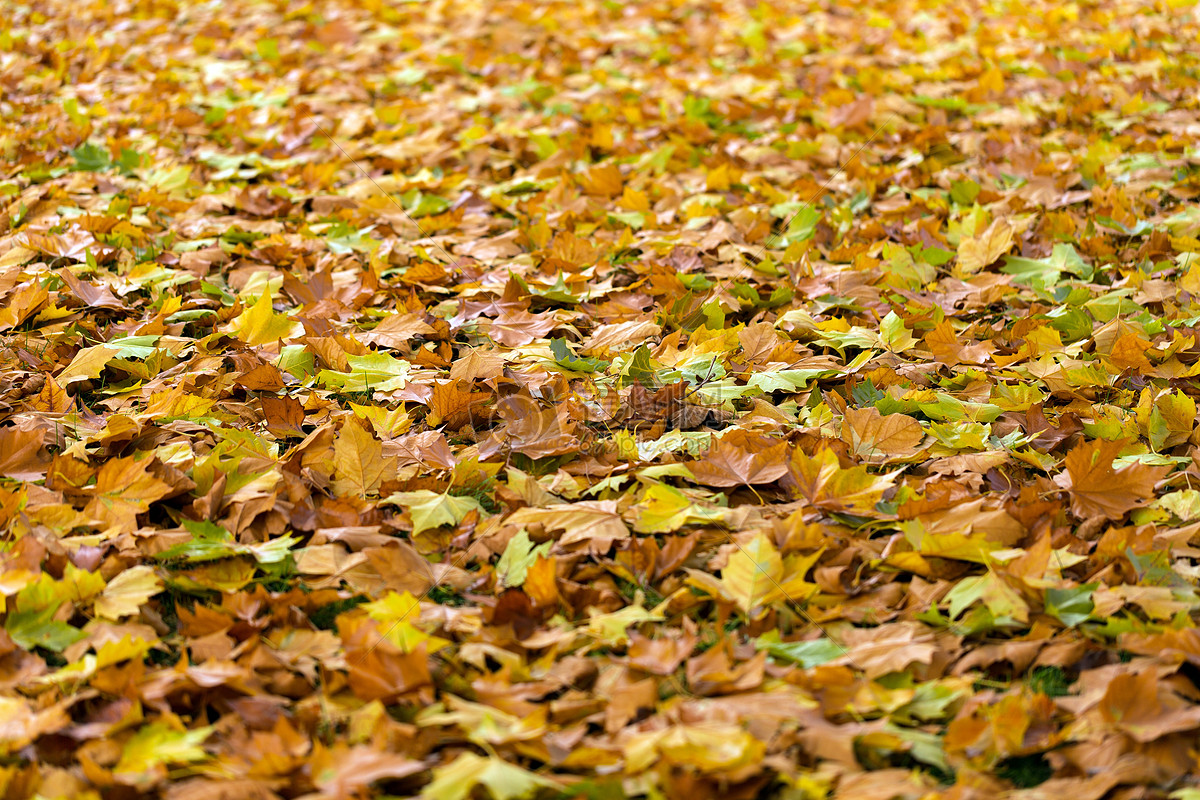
893;681;968;724
318;352;412;394
115;147;145;176
950;179;980;205
155;520;298;565
403;190;450;218
746;368;840;393
256;38;279;62
5;607;85;652
768;203;822;245
496;528;553;587
618;345;657;388
1046;583;1097;627
943;571;1028;624
880;311;918;353
155;520;239;563
71;142;112;172
1001;243;1093;288
754;631;843;668
548;338;609;373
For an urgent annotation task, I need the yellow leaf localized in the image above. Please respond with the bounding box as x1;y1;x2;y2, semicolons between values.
422;752;562;800
385;489;485;536
364;591;450;653
114;721;212;785
719;533;782;615
230;291;302;346
57;345;118;386
333;421;388;497
789;446;898;515
624;724;765;774
956;219;1013;275
95;566;162;620
504;500;628;547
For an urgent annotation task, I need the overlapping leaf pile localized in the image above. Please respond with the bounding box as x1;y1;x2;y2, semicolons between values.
4;0;1200;796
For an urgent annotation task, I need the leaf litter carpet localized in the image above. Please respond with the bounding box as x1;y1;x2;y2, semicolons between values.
3;0;1200;798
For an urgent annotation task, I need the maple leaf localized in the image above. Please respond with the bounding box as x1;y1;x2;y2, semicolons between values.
318;352;412;393
478;396;578;460
422;752;562;800
229;291;303;346
495;528;553;587
1098;669;1200;743
583;600;664;647
426;379;488;428
55;344;118;387
487;310;559;347
505;500;629;549
261;394;305;438
623;724;766;774
0;425;51;480
10;0;1200;794
687;429;790;487
363;591;451;653
924;320;995;366
310;744;425;799
955;218;1014;275
385;490;485;536
787;446;898;515
94;565;162;619
687;533;822;616
633;482;729;533
943;570;1030;625
1057;439;1167;520
341;616;433;704
82;456;174;533
332;420;391;496
113;721;212;786
841;406;925;462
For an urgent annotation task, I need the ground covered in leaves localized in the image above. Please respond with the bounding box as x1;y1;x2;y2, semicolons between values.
5;0;1200;797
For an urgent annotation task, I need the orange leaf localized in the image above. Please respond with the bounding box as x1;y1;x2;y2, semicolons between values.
1059;439;1166;520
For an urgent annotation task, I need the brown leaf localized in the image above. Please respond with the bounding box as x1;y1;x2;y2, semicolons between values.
0;424;50;480
341;617;433;703
58;268;123;309
478;395;578;460
786;445;897;515
1059;439;1166;520
309;744;424;798
687;430;789;487
925;320;994;366
488;310;558;347
261;395;305;438
1099;669;1200;742
627;630;698;675
841;406;924;461
359;313;436;349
